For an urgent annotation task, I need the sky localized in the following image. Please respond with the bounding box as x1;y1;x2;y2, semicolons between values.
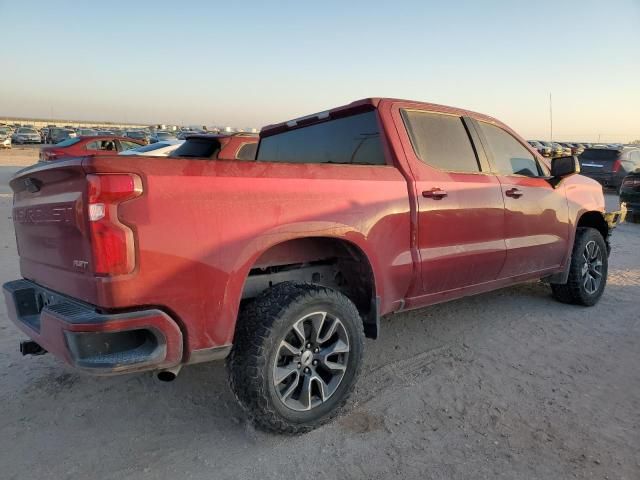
0;0;639;141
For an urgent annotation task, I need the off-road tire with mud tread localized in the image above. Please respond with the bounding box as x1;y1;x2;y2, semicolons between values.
551;227;608;306
227;282;364;434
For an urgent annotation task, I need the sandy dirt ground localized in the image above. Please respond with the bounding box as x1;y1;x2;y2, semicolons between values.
0;151;638;480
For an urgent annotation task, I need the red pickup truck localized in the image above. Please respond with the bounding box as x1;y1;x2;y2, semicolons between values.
3;98;622;433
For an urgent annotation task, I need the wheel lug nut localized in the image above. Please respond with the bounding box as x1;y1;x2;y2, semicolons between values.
306;343;311;349
314;348;319;353
304;367;310;373
297;363;301;369
312;360;318;366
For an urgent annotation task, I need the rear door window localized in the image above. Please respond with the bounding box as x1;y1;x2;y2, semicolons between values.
478;122;542;177
257;111;386;165
401;110;480;173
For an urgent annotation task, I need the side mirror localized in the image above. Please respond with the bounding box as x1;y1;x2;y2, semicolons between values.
551;155;580;177
548;156;580;187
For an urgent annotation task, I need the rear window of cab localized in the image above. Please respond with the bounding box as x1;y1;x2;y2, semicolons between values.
256;111;386;165
55;138;81;147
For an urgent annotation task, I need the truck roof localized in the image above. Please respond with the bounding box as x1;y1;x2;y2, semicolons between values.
261;97;505;137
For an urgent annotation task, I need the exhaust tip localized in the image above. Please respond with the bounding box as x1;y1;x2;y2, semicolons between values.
157;365;181;382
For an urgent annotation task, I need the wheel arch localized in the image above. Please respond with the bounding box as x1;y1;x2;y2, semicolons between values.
548;210;610;285
577;210;609;246
235;235;381;339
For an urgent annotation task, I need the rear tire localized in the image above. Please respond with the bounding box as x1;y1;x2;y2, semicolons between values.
551;227;608;306
227;282;364;434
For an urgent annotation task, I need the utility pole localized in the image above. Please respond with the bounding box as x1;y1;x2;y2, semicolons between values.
549;92;553;142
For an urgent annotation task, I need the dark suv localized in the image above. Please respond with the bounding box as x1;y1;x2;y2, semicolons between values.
620;172;640;222
579;147;640;191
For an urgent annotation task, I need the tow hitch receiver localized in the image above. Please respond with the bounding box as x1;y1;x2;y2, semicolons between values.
20;340;47;356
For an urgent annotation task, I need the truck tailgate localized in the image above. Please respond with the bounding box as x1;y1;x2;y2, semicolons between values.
10;158;93;281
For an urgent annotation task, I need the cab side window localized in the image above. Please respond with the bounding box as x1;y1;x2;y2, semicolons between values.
478;122;542;177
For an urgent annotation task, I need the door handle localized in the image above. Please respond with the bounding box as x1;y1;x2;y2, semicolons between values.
505;188;523;198
422;188;448;200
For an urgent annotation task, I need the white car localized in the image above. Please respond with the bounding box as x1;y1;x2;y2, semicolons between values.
118;140;183;157
0;127;12;148
12;127;41;144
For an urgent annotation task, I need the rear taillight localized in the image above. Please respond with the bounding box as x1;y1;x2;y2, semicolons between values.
86;174;142;276
612;159;622;173
622;177;640;188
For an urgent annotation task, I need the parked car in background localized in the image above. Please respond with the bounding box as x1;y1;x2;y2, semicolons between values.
170;133;259;160
150;131;178;143
177;130;207;140
528;140;552;157
579;147;640;191
124;130;150;144
119;140;183;157
39;135;145;161
619;171;640;223
560;142;584;156
77;128;98;137
48;127;77;144
12;127;41;144
3;97;624;433
538;141;563;158
0;126;12;148
553;142;572;157
575;143;589;152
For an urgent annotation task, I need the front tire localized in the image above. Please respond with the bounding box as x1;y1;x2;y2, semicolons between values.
551;227;608;306
228;282;364;434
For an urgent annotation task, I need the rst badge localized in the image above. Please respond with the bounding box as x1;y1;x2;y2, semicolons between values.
72;260;89;270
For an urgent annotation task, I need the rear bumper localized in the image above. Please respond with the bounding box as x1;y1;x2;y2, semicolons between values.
2;279;183;375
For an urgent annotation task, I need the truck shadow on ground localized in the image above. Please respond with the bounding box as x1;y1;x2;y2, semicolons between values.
13;277;625;440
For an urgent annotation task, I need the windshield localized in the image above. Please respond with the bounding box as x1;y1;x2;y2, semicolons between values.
127;131;146;138
156;132;175;139
18;128;37;134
